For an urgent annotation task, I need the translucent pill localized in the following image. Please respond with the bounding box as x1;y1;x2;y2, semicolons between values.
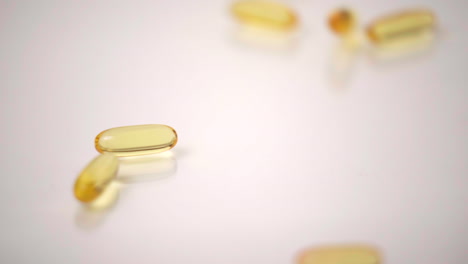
231;0;298;30
95;124;178;156
74;153;119;203
328;8;357;35
367;9;436;44
298;245;380;264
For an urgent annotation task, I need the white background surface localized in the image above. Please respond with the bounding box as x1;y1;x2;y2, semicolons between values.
0;0;467;263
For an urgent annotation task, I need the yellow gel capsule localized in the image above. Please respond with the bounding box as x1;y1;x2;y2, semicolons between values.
95;124;178;156
367;9;436;44
328;8;357;35
298;245;381;264
74;154;119;203
231;0;298;30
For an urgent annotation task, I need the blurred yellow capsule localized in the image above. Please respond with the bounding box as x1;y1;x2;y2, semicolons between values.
328;8;357;35
298;245;380;264
231;0;298;30
74;154;119;203
95;124;178;157
367;9;436;44
298;245;381;264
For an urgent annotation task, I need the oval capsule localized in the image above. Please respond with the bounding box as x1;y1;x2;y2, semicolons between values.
367;9;436;44
74;153;119;202
95;124;178;156
231;0;298;30
298;245;381;264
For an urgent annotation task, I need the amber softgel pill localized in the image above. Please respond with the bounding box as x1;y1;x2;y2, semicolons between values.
298;245;380;264
95;124;178;157
328;8;357;35
231;0;298;30
74;153;119;203
367;9;436;44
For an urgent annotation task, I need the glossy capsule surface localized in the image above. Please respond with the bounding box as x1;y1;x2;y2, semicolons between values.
298;245;380;264
95;124;178;156
74;153;119;202
231;0;298;30
367;9;435;44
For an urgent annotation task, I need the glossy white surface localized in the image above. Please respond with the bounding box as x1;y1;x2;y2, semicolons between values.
0;0;466;263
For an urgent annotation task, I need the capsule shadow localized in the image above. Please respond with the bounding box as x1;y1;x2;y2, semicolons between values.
327;33;364;90
117;152;177;183
328;29;439;90
366;30;438;67
230;25;300;53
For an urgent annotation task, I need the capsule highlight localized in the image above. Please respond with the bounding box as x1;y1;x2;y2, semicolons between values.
367;9;436;44
95;124;178;156
74;154;119;202
231;0;298;30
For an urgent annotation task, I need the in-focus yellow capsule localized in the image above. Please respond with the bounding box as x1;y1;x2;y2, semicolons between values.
367;9;436;44
95;124;178;156
231;0;298;30
74;153;119;203
298;245;381;264
328;8;357;36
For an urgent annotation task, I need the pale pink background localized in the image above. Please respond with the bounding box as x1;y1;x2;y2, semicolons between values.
0;0;466;263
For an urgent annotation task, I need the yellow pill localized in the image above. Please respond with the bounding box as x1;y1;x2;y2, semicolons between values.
74;154;119;203
367;9;436;44
298;245;381;264
95;124;178;157
231;0;298;30
328;8;357;35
